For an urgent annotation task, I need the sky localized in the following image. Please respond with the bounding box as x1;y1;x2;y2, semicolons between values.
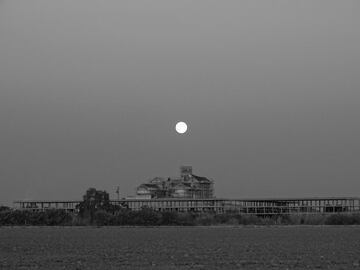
1;1;360;205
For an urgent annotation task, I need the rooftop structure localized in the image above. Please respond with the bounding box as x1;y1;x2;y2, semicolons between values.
135;166;214;199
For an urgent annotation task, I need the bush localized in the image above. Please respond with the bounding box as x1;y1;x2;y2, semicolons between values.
237;215;263;225
94;210;114;226
175;212;196;226
71;215;90;226
160;211;180;225
195;213;215;225
0;209;73;226
2;207;360;226
46;210;72;225
112;209;132;225
325;214;360;225
133;208;162;226
298;214;327;225
214;213;232;224
0;206;10;212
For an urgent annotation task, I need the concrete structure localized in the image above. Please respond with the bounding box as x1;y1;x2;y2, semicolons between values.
12;166;360;215
13;200;80;212
14;197;360;215
135;166;214;199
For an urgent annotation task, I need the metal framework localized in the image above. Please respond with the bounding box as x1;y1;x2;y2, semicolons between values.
13;197;360;215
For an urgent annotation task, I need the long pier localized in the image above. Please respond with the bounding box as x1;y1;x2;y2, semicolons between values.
13;197;360;215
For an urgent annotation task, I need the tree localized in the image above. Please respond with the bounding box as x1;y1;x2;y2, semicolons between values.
0;206;10;212
77;188;112;223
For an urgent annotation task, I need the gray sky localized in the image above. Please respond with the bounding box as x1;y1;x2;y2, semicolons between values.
1;1;360;205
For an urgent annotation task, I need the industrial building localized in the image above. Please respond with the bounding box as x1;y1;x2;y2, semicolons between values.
12;166;360;215
13;197;360;215
135;166;214;199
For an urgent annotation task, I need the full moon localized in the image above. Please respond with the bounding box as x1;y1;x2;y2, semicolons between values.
175;122;188;134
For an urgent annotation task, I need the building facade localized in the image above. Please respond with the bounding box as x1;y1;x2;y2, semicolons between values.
135;166;214;199
14;197;360;215
13;166;360;215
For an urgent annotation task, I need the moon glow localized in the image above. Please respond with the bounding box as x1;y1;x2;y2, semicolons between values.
175;122;188;134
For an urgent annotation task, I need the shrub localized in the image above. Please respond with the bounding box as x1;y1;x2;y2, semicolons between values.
300;214;326;225
237;215;262;225
0;209;73;226
160;211;180;225
48;210;73;225
176;212;196;226
94;210;114;226
113;209;132;225
0;206;10;212
214;213;231;224
134;208;162;226
2;206;360;226
195;213;215;225
325;214;360;225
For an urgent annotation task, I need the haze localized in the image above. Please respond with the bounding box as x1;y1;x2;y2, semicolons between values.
1;1;360;205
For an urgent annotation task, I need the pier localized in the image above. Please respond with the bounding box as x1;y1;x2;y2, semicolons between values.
14;197;360;215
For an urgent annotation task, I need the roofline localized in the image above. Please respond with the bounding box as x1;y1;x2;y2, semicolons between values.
13;196;360;204
220;197;360;201
115;196;360;202
13;200;82;203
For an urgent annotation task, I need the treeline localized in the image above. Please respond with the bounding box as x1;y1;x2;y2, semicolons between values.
85;209;360;226
1;207;360;226
3;189;360;226
0;209;73;226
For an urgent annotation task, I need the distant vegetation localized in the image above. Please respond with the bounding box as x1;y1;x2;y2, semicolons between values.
0;209;72;226
0;206;10;212
1;188;360;226
1;207;360;226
